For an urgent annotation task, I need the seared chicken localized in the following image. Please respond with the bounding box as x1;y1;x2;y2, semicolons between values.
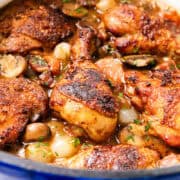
119;124;171;157
96;54;180;147
103;4;179;55
50;60;119;142
0;3;75;53
125;69;180;147
56;144;159;170
96;57;125;90
0;78;47;147
71;24;96;61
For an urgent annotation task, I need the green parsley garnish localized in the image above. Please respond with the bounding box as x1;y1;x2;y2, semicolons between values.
126;135;135;142
177;64;180;69
71;137;81;147
132;46;139;53
144;135;150;141
118;92;123;98
134;119;141;125
62;0;71;3
144;121;151;132
74;7;88;15
55;152;59;157
128;125;133;130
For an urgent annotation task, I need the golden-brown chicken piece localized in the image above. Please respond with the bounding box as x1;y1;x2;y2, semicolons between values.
96;57;124;90
119;123;171;157
125;69;180;147
103;4;179;55
0;4;75;53
50;60;119;142
56;144;159;170
71;24;96;61
95;55;180;147
0;78;47;148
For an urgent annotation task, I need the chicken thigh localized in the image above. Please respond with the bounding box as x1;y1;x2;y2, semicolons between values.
0;78;47;147
50;60;119;142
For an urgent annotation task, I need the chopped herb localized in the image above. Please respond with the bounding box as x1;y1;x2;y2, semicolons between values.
31;56;47;66
177;64;180;69
38;136;45;142
71;137;81;147
144;135;150;141
106;45;115;54
144;121;151;132
42;151;47;158
134;119;141;125
74;7;88;15
128;125;133;130
63;0;71;3
55;152;59;157
133;47;139;54
150;60;156;66
118;92;123;98
35;142;49;148
126;135;134;142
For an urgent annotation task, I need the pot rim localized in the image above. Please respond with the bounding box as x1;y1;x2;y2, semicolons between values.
0;151;179;179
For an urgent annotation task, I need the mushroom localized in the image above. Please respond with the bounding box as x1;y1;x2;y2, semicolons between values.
0;55;27;78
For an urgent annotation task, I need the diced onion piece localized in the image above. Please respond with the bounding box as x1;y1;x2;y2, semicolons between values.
50;134;80;158
118;107;139;126
25;143;54;163
53;42;71;61
0;55;27;78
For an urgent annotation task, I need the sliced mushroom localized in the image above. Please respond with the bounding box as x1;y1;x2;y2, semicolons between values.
62;3;88;18
23;123;51;143
122;55;157;67
28;55;49;73
0;55;27;78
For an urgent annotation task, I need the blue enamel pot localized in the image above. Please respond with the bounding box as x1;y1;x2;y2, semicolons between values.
0;151;179;180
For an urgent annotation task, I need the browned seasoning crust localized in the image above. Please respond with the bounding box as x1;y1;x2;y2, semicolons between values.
50;60;119;118
58;145;159;170
103;4;179;55
0;78;47;147
0;4;75;53
85;145;159;170
125;69;180;147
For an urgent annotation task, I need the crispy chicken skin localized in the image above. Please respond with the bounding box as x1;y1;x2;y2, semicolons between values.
125;69;180;147
56;145;159;170
0;4;75;53
103;4;179;55
95;56;180;147
0;78;47;147
50;60;119;141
